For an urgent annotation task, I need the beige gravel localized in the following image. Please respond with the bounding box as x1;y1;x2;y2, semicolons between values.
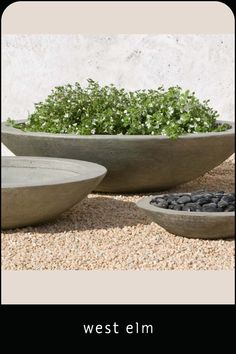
2;157;235;270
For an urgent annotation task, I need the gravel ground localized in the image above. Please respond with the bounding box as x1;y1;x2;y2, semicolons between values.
2;157;235;270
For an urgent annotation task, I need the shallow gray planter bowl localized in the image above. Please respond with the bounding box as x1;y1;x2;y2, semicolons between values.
1;156;106;230
2;120;235;193
136;195;235;239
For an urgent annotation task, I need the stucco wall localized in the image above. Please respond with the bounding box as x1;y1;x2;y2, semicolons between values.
2;34;234;156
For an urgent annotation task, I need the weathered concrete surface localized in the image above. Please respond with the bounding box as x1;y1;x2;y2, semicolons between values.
136;195;235;239
1;156;106;229
1;120;235;193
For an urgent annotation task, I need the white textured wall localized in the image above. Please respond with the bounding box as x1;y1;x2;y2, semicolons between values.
2;34;234;155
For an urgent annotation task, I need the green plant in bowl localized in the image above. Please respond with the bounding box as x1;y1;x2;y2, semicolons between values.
7;79;230;139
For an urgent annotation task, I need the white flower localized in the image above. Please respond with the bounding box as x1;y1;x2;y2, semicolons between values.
91;128;96;134
168;107;174;114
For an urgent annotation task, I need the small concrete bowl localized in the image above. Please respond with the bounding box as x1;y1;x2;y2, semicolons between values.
136;194;235;239
1;156;107;229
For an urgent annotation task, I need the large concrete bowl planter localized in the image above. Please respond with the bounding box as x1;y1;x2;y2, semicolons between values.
136;195;235;239
1;156;107;230
2;120;235;193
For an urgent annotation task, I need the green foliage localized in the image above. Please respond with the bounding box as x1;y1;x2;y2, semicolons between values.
7;79;229;138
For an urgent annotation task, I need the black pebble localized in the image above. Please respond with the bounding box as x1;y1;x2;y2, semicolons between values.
197;196;212;205
211;197;220;203
156;201;169;208
177;195;191;204
217;200;228;208
167;196;177;203
168;205;175;210
173;205;182;211
191;194;203;202
182;203;198;211
202;203;217;212
221;194;235;203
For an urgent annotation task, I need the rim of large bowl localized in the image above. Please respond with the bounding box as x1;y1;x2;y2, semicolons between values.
2;119;235;140
136;195;235;217
2;156;107;189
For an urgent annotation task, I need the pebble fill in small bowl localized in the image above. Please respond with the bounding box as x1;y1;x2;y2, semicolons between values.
136;191;235;239
150;191;235;212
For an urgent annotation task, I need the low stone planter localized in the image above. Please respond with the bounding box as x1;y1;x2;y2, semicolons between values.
1;156;106;229
136;194;235;239
2;120;235;193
